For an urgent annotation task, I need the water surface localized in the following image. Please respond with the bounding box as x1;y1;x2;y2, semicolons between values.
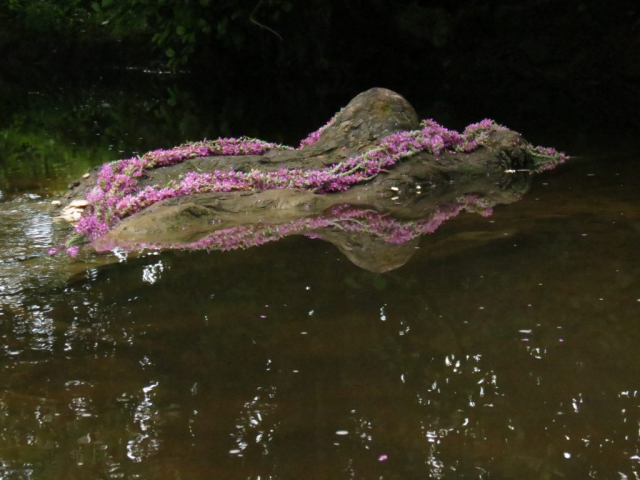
1;77;640;479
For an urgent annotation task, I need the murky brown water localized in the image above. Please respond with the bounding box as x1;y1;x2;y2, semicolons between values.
1;80;640;479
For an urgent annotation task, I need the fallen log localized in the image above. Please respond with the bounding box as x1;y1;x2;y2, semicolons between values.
53;88;566;271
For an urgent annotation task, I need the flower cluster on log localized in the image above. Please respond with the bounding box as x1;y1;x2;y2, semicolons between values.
57;116;566;255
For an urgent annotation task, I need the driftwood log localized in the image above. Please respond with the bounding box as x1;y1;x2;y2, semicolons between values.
57;88;563;272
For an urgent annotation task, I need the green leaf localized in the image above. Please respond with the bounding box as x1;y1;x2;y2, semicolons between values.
102;0;113;7
91;2;101;12
282;1;292;12
156;29;170;46
176;25;186;35
217;19;227;36
165;48;175;58
199;0;210;6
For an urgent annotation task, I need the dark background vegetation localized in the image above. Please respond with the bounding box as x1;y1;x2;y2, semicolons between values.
2;0;639;154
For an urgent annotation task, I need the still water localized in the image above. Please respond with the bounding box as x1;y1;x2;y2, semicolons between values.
1;77;640;479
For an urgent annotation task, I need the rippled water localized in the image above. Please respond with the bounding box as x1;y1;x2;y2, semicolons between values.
1;79;640;479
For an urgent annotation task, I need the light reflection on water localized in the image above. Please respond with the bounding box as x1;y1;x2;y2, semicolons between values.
0;195;60;307
5;160;640;478
2;89;640;478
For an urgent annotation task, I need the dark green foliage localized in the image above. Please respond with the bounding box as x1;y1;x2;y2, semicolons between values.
1;0;297;71
1;0;638;142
